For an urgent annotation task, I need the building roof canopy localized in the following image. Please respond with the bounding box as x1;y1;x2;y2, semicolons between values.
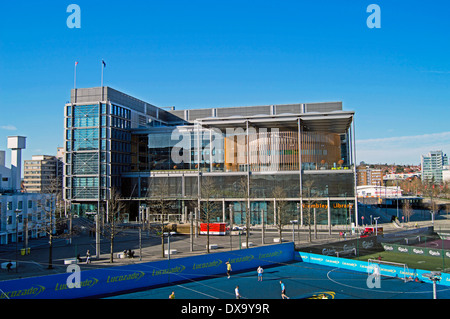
197;111;354;133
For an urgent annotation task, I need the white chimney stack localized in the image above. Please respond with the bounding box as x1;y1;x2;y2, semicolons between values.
7;136;26;192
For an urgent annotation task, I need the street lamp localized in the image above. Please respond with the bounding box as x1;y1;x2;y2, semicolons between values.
423;272;441;299
396;180;399;219
14;209;22;273
373;217;380;236
290;220;298;242
164;231;175;260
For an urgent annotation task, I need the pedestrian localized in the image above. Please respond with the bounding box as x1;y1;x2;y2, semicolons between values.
280;281;289;299
235;285;241;299
257;266;264;281
169;291;175;299
6;261;12;272
226;261;232;278
86;250;91;264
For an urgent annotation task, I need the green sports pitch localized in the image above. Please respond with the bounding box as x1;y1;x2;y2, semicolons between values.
356;251;450;273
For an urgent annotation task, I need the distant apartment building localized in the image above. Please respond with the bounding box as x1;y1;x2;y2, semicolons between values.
356;166;383;186
356;185;402;198
443;165;450;183
0;136;55;245
23;154;63;194
421;150;448;184
384;172;421;181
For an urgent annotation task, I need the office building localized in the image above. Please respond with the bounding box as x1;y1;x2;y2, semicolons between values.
356;166;382;187
23;154;63;194
64;87;357;227
0;136;55;245
65;87;180;215
421;150;448;184
443;166;450;183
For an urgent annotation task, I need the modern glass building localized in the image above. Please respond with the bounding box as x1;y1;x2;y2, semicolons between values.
421;150;449;184
64;87;180;215
64;87;358;227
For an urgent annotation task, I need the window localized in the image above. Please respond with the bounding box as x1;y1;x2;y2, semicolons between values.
73;105;99;127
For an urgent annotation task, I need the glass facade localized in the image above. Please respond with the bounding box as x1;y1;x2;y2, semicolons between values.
65;102;132;204
121;117;356;226
65;87;356;226
421;150;448;184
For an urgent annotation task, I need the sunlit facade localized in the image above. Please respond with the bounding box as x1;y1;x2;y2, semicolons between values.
421;150;448;184
65;87;358;227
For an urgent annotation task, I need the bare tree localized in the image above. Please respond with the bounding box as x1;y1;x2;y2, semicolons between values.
237;177;252;248
103;188;126;263
147;177;173;258
402;200;414;224
272;186;288;243
35;195;62;269
302;180;316;243
41;175;64;218
200;176;221;253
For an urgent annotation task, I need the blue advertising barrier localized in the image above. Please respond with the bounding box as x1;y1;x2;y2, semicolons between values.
296;251;450;287
0;243;294;299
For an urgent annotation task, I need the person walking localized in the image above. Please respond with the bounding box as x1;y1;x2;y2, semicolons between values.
86;250;91;264
280;281;289;299
226;261;232;278
257;266;264;281
235;285;241;299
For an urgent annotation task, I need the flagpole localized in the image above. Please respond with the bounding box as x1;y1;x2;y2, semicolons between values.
74;62;77;89
74;61;78;103
101;60;104;101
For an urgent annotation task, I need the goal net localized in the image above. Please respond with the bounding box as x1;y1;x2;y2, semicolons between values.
367;259;412;282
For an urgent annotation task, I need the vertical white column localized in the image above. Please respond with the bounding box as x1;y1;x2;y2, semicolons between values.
7;136;26;192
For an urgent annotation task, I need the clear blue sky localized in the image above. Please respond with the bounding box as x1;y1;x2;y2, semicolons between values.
1;0;449;165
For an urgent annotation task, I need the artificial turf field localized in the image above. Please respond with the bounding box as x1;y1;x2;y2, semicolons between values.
356;251;450;273
106;260;450;300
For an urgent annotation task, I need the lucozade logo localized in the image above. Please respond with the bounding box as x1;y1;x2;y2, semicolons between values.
0;285;45;299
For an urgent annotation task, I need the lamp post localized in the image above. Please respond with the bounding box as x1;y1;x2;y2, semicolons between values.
290;220;298;243
374;217;380;236
396;180;399;219
261;208;265;245
423;272;441;299
165;232;174;260
138;204;146;261
15;209;22;273
229;204;233;250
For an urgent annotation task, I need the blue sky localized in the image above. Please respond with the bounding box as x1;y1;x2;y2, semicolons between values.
0;0;449;166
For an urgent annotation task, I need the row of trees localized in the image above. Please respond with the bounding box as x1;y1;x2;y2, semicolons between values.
98;176;321;262
92;176;450;264
391;177;450;199
39;176;321;267
131;176;320;258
